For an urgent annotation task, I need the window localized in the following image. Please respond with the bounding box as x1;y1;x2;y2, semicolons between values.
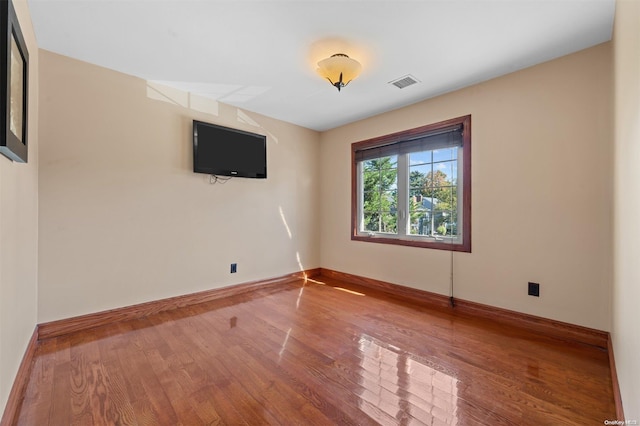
351;115;471;252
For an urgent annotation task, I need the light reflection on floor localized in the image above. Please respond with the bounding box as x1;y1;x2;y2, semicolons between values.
334;287;366;296
358;335;459;425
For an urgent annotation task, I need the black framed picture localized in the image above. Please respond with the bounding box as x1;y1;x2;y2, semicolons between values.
1;0;29;163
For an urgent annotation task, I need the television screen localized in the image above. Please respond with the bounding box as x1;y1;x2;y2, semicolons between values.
193;120;267;179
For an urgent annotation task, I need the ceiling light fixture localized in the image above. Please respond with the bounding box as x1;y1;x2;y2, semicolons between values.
317;53;362;92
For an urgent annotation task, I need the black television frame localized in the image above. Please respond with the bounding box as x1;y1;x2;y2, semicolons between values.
193;120;267;179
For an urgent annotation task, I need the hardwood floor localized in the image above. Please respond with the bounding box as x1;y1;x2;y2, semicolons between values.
15;275;615;425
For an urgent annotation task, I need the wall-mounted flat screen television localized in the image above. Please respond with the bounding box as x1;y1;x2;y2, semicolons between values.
193;120;267;179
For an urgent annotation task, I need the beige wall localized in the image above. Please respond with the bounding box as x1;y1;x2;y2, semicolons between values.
613;0;640;419
38;51;320;322
0;0;39;413
320;43;613;330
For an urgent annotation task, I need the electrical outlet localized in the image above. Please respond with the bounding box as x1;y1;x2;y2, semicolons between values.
528;282;540;297
230;263;237;273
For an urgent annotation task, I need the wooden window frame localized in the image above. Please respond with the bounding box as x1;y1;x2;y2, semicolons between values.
351;115;471;252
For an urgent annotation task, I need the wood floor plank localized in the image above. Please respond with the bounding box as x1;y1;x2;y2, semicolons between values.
15;275;616;425
17;340;56;426
49;338;72;425
96;333;142;425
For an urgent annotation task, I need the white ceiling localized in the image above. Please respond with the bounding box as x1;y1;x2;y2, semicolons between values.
28;0;615;132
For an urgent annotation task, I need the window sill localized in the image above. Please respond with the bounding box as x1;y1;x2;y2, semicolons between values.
351;233;471;252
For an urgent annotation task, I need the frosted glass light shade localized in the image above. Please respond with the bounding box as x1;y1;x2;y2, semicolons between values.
317;53;362;92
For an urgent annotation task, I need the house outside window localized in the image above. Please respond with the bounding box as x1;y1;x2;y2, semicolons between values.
351;115;471;252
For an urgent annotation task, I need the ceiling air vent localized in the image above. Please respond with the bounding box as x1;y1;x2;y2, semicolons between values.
389;74;420;89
